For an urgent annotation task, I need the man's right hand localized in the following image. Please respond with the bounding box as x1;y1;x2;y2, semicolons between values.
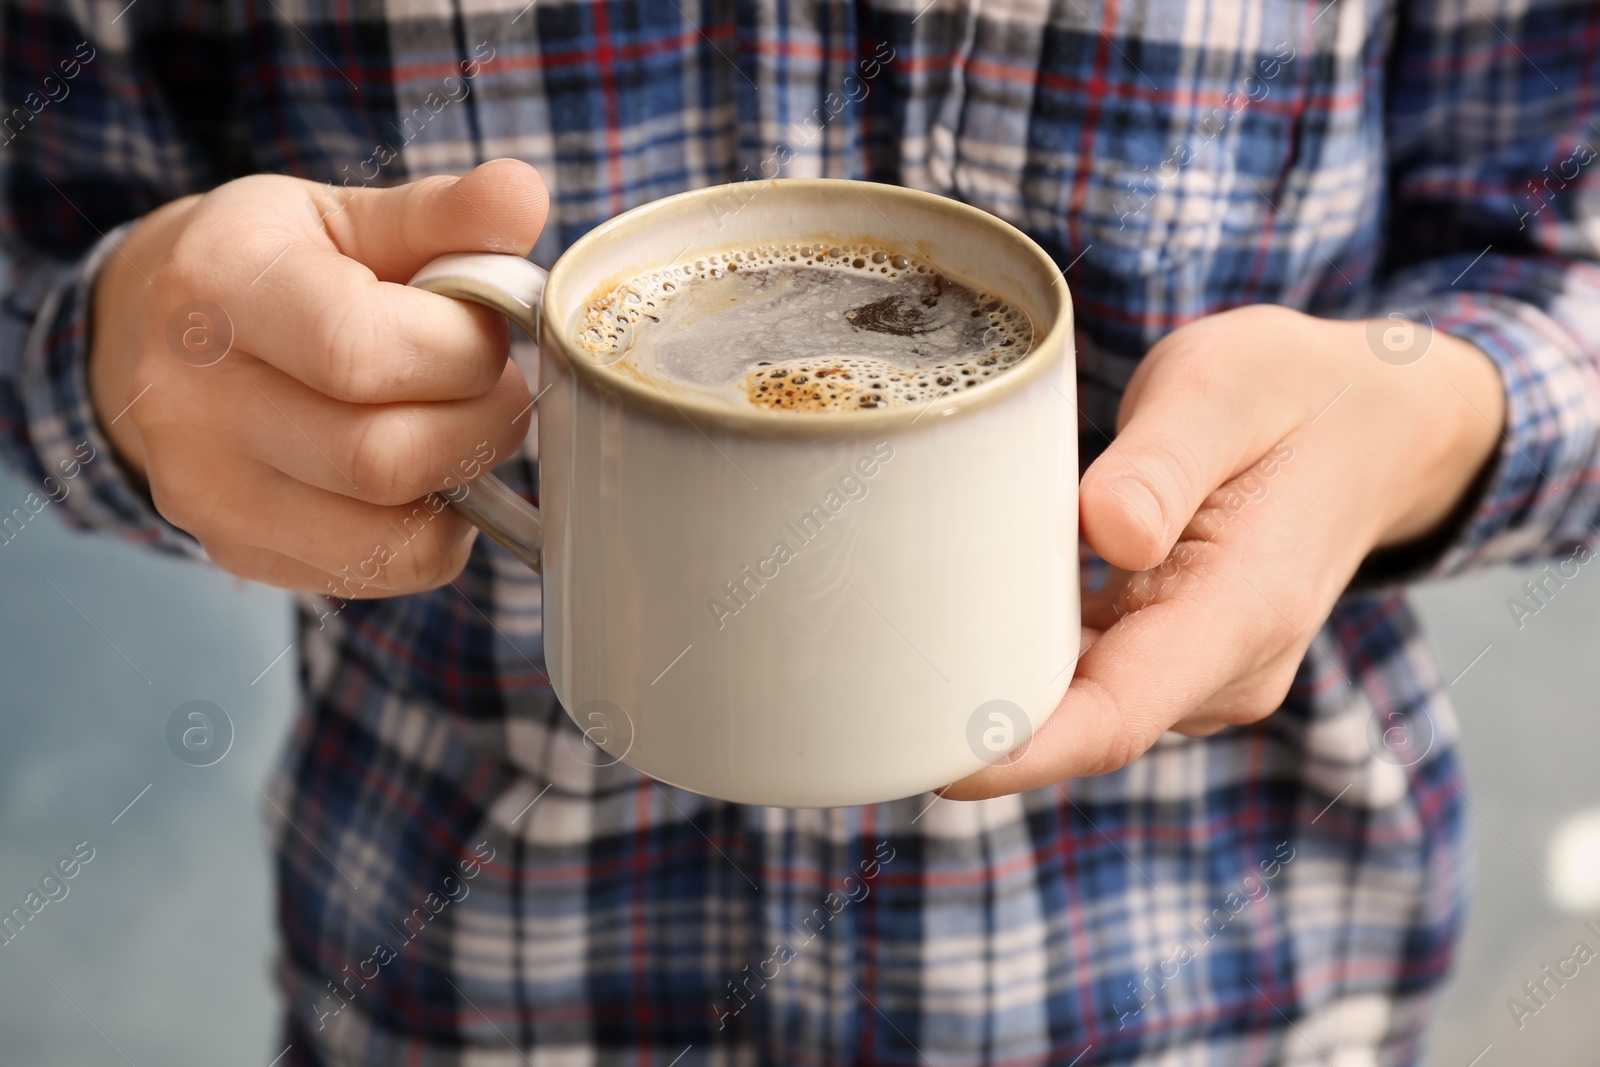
89;159;548;596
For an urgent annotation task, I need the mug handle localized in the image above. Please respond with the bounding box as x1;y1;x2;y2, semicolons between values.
407;252;549;574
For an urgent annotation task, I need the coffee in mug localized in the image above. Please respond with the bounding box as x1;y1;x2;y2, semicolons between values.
573;242;1034;412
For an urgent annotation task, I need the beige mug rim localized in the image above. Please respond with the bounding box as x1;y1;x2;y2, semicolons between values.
541;178;1073;437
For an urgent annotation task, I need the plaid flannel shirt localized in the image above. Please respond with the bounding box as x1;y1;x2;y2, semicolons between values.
4;1;1600;1064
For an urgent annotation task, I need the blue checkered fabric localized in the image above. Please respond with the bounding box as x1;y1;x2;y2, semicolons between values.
4;1;1599;1063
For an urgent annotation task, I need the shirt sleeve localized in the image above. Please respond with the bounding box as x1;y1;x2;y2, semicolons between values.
0;226;204;558
0;2;235;558
1360;0;1600;583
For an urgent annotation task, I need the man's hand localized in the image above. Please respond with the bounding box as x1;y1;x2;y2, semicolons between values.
90;160;548;596
945;304;1505;798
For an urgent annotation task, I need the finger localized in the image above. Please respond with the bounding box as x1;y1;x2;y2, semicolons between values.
1169;719;1229;738
148;449;480;595
202;541;345;594
1080;312;1315;572
1166;666;1306;737
210;160;546;402
322;158;549;279
229;353;531;505
228;244;514;404
940;547;1270;799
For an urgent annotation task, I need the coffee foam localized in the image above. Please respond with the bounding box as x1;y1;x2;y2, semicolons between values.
573;242;1033;413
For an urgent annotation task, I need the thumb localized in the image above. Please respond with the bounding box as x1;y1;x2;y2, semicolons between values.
1081;362;1282;572
323;158;550;282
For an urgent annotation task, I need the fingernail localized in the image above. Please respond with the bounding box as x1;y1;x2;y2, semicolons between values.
1110;478;1166;538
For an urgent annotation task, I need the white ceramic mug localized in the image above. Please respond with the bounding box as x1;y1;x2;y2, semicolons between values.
409;179;1078;808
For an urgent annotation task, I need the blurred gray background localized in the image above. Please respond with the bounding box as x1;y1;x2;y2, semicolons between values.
1;463;1596;1066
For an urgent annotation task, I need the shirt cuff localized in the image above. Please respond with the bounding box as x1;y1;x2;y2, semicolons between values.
3;224;205;560
1353;255;1600;589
